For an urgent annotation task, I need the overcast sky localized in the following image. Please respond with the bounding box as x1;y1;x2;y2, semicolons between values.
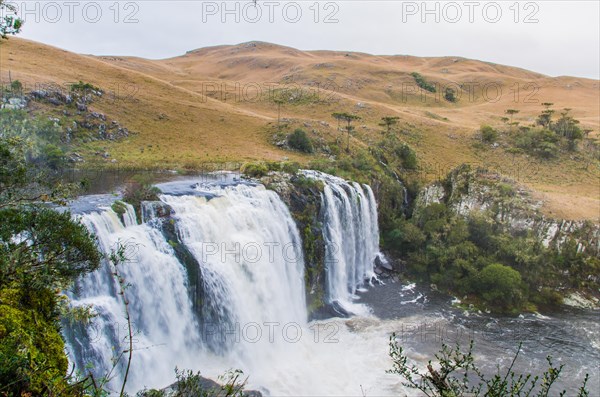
9;0;600;78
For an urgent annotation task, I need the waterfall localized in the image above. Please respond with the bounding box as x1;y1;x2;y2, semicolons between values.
64;174;387;394
65;182;306;393
65;202;203;393
301;171;382;315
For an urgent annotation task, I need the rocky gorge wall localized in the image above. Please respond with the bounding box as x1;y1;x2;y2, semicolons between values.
414;165;600;256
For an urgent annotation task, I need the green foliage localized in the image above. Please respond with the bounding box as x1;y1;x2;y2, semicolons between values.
388;337;590;396
280;161;301;175
383;217;426;254
0;287;71;395
444;87;457;103
261;161;301;175
287;128;314;153
0;208;100;289
0;135;101;396
0;109;66;169
41;143;66;170
241;162;269;178
9;79;22;93
379;116;400;135
480;125;498;143
515;128;559;158
122;175;162;223
111;200;128;216
351;149;377;172
387;189;598;313
70;80;101;93
138;368;246;397
411;72;436;93
496;105;586;158
293;175;325;191
0;1;23;39
395;143;418;170
477;263;524;311
331;112;361;152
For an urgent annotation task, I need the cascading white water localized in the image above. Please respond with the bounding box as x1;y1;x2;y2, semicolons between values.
65;203;203;393
66;183;307;393
302;170;382;315
65;175;399;395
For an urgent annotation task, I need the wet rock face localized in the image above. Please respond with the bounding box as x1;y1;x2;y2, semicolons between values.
264;173;328;319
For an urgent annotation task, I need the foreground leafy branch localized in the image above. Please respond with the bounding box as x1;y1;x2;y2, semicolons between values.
387;334;589;397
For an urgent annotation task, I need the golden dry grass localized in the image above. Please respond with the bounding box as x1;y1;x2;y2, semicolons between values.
1;38;598;220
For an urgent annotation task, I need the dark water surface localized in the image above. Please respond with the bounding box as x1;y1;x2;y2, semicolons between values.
359;281;600;394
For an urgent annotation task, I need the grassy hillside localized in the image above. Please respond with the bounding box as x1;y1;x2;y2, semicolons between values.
0;38;598;220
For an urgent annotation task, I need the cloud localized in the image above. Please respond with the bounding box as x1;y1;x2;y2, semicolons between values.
12;0;600;78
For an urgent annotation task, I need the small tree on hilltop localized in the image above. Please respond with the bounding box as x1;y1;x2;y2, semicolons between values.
332;112;344;131
536;103;554;129
505;109;520;131
379;116;400;136
336;112;361;152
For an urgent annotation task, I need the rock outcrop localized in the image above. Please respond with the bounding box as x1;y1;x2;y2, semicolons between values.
414;165;599;255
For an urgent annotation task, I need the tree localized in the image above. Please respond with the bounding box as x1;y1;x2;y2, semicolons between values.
553;108;582;145
274;98;284;131
411;72;436;93
395;143;417;170
341;113;361;152
0;136;101;396
379;116;400;136
331;112;344;131
536;103;554;129
505;109;520;131
9;79;22;94
0;0;23;39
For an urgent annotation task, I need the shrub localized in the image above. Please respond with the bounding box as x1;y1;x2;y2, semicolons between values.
352;150;375;171
10;79;22;93
411;72;436;93
111;200;128;215
69;80;101;93
122;175;162;223
287;129;314;153
395;143;418;170
41;144;65;170
515;128;559;158
241;162;269;178
480;125;498;143
281;161;301;175
384;218;426;254
444;87;457;102
477;263;524;311
388;337;590;396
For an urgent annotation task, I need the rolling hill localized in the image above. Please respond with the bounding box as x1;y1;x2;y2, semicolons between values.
0;38;598;220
